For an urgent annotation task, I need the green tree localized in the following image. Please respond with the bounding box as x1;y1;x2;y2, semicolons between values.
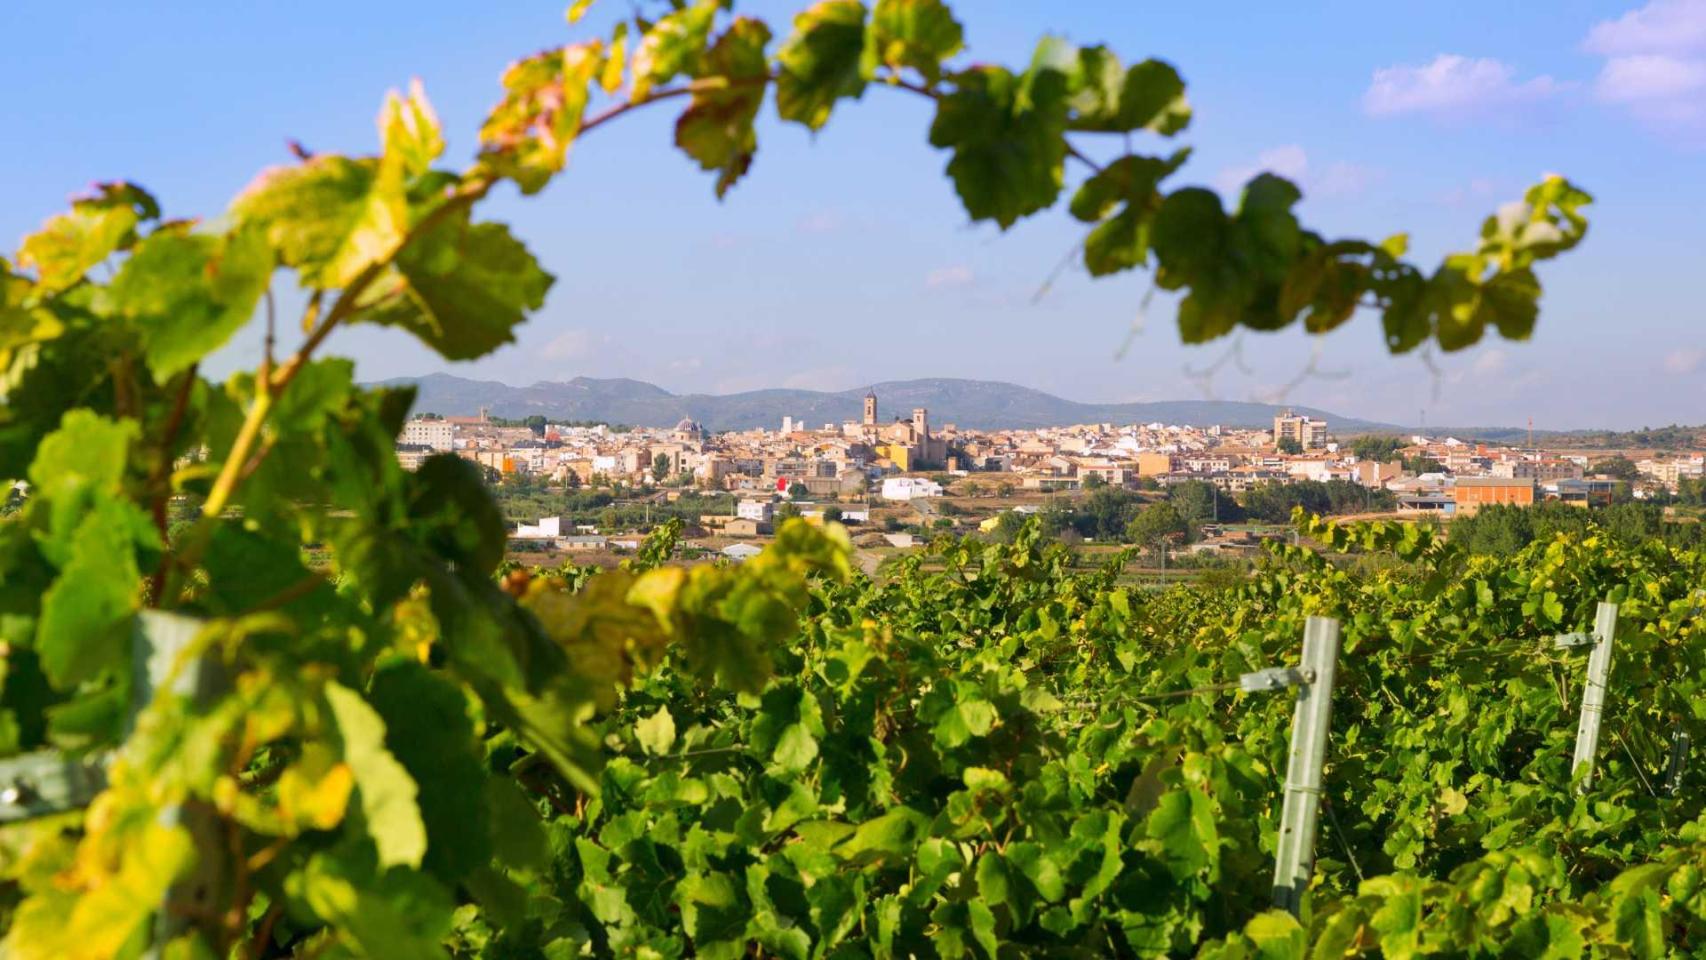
1350;434;1405;462
1589;454;1641;482
1404;454;1445;474
1679;476;1705;507
652;452;672;478
1082;472;1107;489
1125;500;1189;546
524;414;548;435
823;505;843;522
1168;479;1240;525
1277;436;1303;455
787;480;809;499
1072;487;1146;540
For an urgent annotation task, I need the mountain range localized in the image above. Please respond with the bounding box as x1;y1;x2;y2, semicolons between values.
376;373;1403;434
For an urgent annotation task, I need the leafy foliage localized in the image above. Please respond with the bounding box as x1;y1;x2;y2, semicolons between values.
0;0;1605;956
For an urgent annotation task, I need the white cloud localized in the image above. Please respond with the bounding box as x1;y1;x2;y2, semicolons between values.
1586;0;1706;55
1596;53;1706;101
924;264;974;289
1585;1;1706;135
1215;145;1380;201
1663;347;1705;374
1473;348;1508;376
668;357;703;371
1363;54;1562;118
541;329;604;360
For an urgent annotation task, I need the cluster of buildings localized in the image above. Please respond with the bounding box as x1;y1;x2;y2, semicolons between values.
395;392;955;499
397;398;1705;533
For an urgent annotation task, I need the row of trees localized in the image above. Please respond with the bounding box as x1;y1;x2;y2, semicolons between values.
1448;500;1705;554
1006;479;1394;547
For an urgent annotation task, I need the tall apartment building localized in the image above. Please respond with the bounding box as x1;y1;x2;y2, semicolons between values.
1272;409;1327;450
400;418;454;451
1491;459;1583;482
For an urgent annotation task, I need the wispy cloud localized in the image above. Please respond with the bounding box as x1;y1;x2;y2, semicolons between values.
1586;1;1706;136
1586;0;1706;56
781;366;857;391
1215;144;1380;201
796;210;841;234
1663;346;1705;374
924;264;974;289
1473;348;1509;376
541;328;606;361
1363;54;1562;118
1438;176;1500;208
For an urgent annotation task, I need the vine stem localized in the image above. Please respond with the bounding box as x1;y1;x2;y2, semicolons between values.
884;75;1105;174
197;75;739;519
198;66;1097;520
146;363;199;605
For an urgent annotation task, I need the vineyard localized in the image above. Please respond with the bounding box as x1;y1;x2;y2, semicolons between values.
0;0;1648;955
9;504;1706;956
455;516;1706;958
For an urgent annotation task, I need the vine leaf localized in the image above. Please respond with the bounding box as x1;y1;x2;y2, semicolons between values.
369;660;492;882
36;498;148;689
2;819;192;960
776;0;871;131
864;0;963;83
326;681;429;869
380;79;446;182
1066;47;1190;135
1070;150;1190;276
635;705;677;756
231;156;406;290
28;412;150;689
16;182;160;294
631;0;720;100
676;18;772;197
479;43;602;194
354;215;554;361
929;56;1069;229
102;225;272;380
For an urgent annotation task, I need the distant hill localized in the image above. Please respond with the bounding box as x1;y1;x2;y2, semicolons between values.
375;373;1403;433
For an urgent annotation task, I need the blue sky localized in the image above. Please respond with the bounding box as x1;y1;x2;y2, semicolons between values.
4;1;1704;429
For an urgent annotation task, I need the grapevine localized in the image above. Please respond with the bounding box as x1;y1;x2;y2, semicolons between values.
0;0;1638;957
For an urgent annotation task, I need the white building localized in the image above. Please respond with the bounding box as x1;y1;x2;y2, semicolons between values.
736;499;775;522
400;418;454;451
880;477;944;501
515;516;562;539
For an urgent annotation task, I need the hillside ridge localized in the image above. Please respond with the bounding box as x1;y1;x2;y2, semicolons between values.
377;373;1401;433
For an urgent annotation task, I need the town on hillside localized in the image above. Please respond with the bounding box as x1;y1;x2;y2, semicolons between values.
395;393;1706;567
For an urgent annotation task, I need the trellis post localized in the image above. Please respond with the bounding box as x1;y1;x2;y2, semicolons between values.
1663;730;1690;796
132;611;226;959
1271;615;1340;915
1569;601;1619;792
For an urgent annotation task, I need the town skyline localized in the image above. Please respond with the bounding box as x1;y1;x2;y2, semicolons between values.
380;370;1704;436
